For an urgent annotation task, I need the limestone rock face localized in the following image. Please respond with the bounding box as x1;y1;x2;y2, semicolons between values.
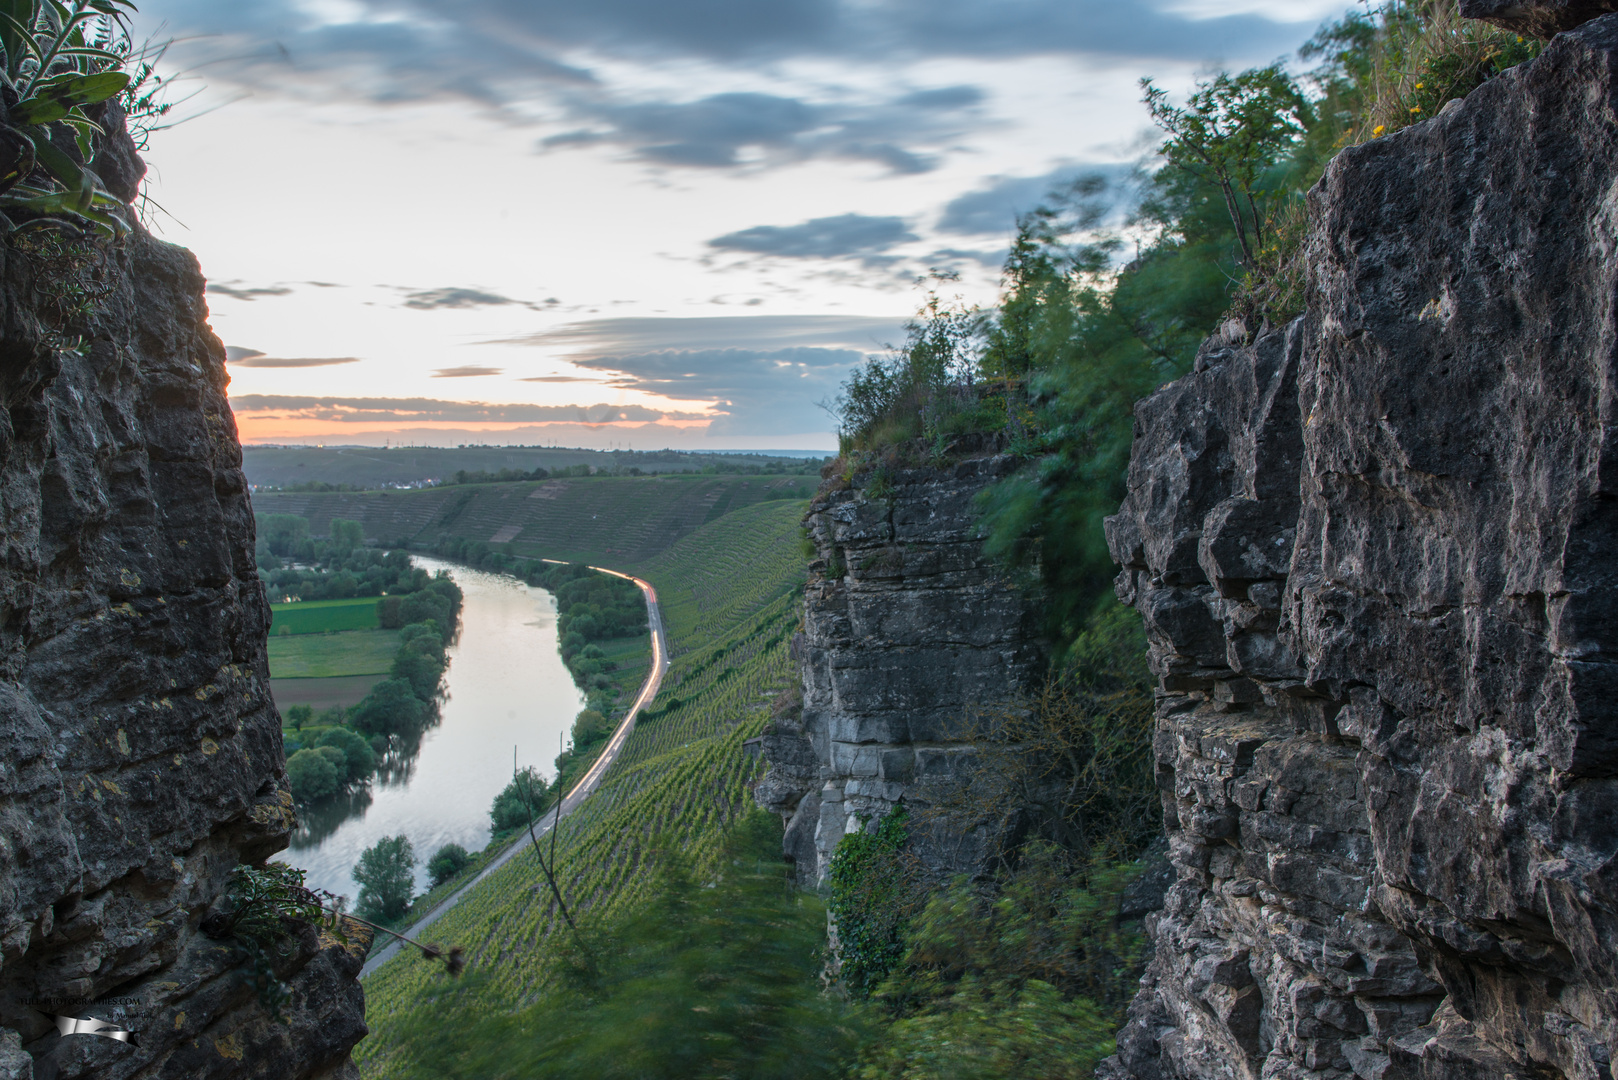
756;453;1046;885
0;150;366;1076
1459;0;1618;37
1103;16;1618;1080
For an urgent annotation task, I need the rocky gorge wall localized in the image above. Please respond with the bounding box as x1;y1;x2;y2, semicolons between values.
753;451;1047;886
1103;12;1618;1080
0;112;366;1079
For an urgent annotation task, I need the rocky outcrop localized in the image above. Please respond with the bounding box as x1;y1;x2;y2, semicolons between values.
0;118;366;1077
755;453;1046;885
1460;0;1618;37
1104;14;1618;1080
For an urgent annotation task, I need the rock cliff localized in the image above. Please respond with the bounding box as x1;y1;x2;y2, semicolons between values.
0;110;366;1079
1104;12;1618;1080
754;452;1047;886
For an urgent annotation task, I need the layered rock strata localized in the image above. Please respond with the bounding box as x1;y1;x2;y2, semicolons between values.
754;453;1046;885
0;111;366;1079
1104;15;1618;1080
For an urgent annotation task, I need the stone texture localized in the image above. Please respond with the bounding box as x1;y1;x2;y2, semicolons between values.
1459;0;1618;37
0;119;365;1077
755;453;1047;884
1102;16;1618;1080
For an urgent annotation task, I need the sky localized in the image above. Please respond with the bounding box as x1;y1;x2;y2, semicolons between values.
126;0;1354;450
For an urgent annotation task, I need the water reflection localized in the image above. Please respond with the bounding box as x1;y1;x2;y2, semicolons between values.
275;557;585;899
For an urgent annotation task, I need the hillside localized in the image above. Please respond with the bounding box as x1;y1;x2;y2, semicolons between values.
251;473;816;565
355;499;808;1078
242;445;823;490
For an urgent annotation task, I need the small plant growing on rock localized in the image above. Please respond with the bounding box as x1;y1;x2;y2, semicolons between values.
0;0;141;239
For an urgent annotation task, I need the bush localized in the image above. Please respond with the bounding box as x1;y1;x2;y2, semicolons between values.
572;709;611;747
314;744;349;783
428;843;471;889
354;835;416;923
286;748;338;803
315;727;377;782
351;678;426;737
284;704;312;729
828;808;924;996
489;766;548;834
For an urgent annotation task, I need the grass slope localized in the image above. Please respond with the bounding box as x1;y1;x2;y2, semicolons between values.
356;499;807;1079
251;473;815;564
268;629;401;679
270;597;381;635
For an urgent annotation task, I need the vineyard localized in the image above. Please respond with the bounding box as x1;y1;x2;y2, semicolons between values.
252;472;816;566
355;499;808;1078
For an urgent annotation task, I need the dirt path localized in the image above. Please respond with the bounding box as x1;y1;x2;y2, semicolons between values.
360;571;669;978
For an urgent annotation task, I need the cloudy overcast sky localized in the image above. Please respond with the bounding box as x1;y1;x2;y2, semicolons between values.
128;0;1351;449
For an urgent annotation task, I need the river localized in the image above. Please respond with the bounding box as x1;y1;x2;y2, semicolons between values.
274;556;586;899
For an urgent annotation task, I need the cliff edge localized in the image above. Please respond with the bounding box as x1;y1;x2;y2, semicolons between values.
0;111;367;1080
1105;12;1618;1080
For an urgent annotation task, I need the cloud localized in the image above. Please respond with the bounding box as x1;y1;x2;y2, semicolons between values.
495;314;908;355
937;163;1137;236
229;396;705;424
145;1;1324;106
543;87;978;173
224;347;362;368
403;287;530;310
569;347;865;435
432;365;505;378
208;282;293;301
483;314;911;435
708;214;918;259
520;375;601;383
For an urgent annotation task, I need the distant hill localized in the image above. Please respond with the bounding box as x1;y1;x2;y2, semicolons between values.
241;444;826;490
251;473;817;566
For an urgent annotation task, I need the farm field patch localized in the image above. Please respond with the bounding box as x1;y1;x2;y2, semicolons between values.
270;597;381;635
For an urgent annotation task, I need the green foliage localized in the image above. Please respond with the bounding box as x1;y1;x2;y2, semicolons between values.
379;812;862;1080
853;978;1115;1080
851;846;1150;1080
284;703;312;729
350;677;426;738
1308;0;1541;144
220;862;331;945
488;765;548;835
833;285;1002;456
285;747;338;803
315;726;376;783
0;0;138;240
355;835;417;923
572;707;611;748
427;843;471;890
829;808;922;997
1143;65;1310;271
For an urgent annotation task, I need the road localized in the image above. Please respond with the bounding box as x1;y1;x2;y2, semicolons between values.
360;570;669;978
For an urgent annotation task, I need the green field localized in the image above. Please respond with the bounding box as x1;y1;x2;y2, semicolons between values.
268;629;401;678
252;473;816;564
356;499;807;1078
269;597;381;635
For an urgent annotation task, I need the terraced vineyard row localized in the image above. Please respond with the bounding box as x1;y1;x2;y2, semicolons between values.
356;501;807;1078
